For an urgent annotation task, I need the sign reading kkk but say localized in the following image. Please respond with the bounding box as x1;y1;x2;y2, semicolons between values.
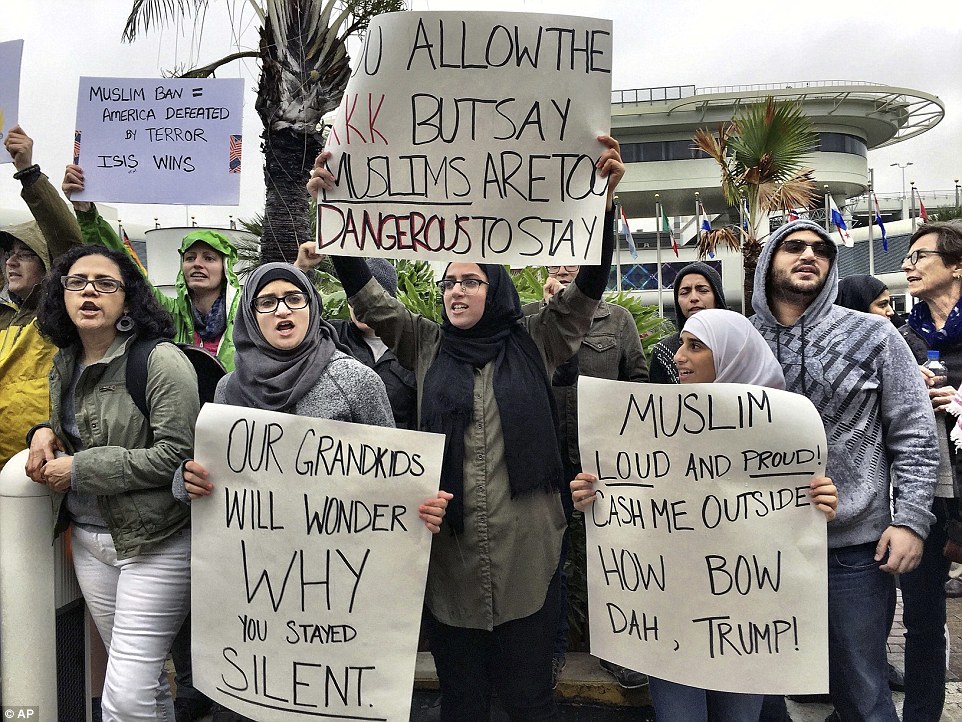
578;378;829;695
191;404;444;721
318;11;613;266
0;39;24;165
73;77;243;205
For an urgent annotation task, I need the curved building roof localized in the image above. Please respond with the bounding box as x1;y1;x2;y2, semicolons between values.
610;81;944;217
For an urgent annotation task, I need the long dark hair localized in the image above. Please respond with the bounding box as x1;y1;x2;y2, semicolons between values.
38;246;175;348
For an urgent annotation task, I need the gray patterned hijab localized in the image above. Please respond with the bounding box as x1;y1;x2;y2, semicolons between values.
223;263;340;412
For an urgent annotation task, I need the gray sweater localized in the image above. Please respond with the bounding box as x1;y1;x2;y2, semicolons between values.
751;220;938;547
174;350;394;503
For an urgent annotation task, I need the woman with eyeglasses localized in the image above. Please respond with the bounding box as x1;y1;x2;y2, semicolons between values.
897;220;962;721
304;136;623;720
24;245;199;720
177;263;451;722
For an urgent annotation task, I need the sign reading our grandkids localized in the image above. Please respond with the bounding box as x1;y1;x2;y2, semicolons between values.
72;77;243;205
578;378;829;695
190;404;444;721
317;11;613;265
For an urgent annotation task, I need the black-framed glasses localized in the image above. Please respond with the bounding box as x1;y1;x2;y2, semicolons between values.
778;239;837;261
61;275;125;293
903;249;949;266
436;278;489;295
251;292;310;313
547;265;580;274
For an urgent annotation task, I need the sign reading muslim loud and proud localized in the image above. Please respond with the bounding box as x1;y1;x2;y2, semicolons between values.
72;77;243;204
0;40;24;165
317;11;613;265
578;378;830;695
190;404;444;721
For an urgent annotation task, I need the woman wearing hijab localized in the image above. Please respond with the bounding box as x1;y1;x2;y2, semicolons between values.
304;136;624;720
179;263;451;722
836;274;899;324
572;308;837;722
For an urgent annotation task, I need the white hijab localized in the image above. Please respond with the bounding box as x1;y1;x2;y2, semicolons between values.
682;309;786;389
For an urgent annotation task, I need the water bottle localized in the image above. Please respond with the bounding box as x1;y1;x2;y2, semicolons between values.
924;350;948;388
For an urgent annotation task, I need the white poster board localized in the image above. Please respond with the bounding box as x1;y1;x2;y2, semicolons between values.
578;378;829;694
72;77;243;204
0;40;24;165
191;404;444;720
318;11;613;265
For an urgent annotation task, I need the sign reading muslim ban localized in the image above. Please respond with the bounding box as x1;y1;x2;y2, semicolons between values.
72;76;243;204
578;378;830;695
318;11;613;265
190;404;444;721
0;39;24;165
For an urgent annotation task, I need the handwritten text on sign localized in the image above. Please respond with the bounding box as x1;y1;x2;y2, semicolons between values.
0;40;24;165
578;378;829;695
73;77;243;205
191;404;444;721
318;11;613;265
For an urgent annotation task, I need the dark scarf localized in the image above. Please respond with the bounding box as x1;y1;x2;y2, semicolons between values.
836;275;887;314
908;297;962;351
224;264;341;412
420;264;564;533
192;292;227;341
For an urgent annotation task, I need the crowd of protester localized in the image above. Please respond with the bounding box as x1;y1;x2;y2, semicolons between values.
2;121;961;722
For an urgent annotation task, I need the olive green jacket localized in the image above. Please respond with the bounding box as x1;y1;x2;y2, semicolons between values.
46;335;199;558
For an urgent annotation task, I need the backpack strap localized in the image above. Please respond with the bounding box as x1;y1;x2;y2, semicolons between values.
126;337;165;418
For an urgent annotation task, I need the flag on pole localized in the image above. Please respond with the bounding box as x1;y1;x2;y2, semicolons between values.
742;199;751;230
828;195;853;247
788;209;800;221
120;225;147;275
915;188;929;222
620;206;637;260
872;193;888;252
662;205;677;257
699;201;714;258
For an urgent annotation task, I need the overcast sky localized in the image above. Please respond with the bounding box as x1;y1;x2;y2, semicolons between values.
4;0;960;229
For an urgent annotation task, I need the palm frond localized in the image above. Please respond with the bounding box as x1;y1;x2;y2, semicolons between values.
122;0;210;42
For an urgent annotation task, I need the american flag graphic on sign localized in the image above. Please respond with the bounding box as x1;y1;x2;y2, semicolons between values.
229;135;242;173
73;131;82;164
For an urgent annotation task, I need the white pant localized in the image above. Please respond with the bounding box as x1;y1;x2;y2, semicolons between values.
71;526;190;722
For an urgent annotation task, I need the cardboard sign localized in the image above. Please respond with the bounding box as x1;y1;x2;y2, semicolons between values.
0;40;24;165
318;11;613;265
578;378;829;695
191;404;444;720
73;77;243;204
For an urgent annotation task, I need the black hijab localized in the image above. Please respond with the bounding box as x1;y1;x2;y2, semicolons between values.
420;263;565;532
836;275;887;314
224;264;341;412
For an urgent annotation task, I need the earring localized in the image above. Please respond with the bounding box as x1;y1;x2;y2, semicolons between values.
116;314;135;332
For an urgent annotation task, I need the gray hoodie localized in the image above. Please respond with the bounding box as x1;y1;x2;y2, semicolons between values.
751;220;938;547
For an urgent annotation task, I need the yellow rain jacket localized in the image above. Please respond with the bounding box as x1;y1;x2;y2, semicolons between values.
0;174;82;468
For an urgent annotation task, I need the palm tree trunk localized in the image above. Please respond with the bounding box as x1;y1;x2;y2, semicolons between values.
742;239;762;314
259;127;321;265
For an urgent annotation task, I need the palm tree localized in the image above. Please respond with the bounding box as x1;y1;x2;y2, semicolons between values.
122;0;403;264
693;96;818;309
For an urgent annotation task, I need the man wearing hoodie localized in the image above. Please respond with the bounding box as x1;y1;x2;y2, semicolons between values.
62;164;241;372
648;261;727;383
1;126;83;468
751;219;938;721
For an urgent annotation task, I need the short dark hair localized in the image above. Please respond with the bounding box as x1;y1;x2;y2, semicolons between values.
37;246;175;348
909;220;962;263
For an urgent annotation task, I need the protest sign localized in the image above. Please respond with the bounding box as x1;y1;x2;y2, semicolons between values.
191;404;444;720
578;377;829;694
72;77;243;204
0;40;24;165
317;11;613;265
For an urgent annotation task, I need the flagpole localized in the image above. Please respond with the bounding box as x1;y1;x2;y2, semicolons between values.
867;170;875;276
655;195;664;319
694;192;701;251
911;181;917;231
824;188;830;233
614;197;623;292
